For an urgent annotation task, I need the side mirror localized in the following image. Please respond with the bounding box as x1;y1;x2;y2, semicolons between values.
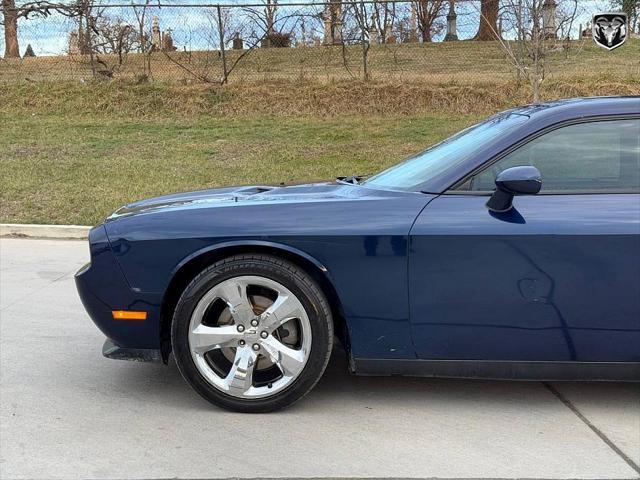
486;166;542;213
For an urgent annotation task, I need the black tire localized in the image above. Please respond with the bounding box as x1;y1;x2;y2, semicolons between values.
171;253;333;413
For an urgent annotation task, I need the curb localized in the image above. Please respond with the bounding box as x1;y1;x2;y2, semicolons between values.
0;224;92;240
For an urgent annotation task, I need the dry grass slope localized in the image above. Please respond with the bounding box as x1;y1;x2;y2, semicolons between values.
2;75;639;120
1;38;639;87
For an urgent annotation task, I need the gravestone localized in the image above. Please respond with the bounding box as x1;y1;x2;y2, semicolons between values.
407;3;418;42
369;22;378;45
23;44;36;57
161;28;177;52
151;16;161;51
444;0;458;41
322;0;343;45
542;0;557;39
68;31;79;55
232;32;243;50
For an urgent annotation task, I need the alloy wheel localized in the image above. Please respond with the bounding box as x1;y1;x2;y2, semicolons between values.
188;275;312;399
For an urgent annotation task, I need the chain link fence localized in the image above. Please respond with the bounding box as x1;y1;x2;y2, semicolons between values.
1;0;639;87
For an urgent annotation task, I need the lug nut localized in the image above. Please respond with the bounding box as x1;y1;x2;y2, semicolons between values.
238;340;246;346
252;343;260;351
251;319;259;327
237;325;245;333
260;331;268;339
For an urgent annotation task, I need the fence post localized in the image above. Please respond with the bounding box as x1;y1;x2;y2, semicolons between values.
216;5;229;84
360;0;370;81
84;11;97;78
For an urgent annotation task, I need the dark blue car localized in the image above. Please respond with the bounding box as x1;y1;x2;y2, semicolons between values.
76;97;640;412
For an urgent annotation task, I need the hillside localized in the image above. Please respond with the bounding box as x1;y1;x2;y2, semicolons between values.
1;39;638;226
1;38;639;89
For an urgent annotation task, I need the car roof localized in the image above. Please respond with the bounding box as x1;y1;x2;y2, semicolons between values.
510;96;640;122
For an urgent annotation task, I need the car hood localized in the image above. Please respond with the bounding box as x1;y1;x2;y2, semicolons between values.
107;182;363;221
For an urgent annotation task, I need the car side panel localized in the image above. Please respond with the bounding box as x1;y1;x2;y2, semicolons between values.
104;190;433;359
409;193;640;362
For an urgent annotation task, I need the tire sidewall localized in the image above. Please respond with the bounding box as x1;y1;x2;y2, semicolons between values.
172;255;332;413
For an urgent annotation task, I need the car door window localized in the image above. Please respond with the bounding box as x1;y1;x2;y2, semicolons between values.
467;119;640;192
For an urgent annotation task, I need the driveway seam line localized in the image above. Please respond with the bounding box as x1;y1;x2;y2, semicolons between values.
130;477;640;480
543;381;640;476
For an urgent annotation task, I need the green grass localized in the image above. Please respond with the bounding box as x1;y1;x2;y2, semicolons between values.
0;112;478;225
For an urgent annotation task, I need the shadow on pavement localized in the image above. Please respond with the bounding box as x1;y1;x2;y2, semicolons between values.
103;346;636;415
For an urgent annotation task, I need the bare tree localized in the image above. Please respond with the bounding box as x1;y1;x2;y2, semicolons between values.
414;0;446;42
56;0;137;77
243;0;295;47
207;5;246;50
132;0;153;78
389;3;413;42
264;0;276;36
203;6;244;82
73;0;100;76
161;4;303;83
92;16;138;66
474;0;500;40
2;0;138;73
372;0;396;43
2;0;75;60
341;0;375;79
490;0;580;101
2;0;100;72
2;0;20;57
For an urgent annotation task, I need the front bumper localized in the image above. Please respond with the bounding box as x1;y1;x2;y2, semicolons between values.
103;339;162;362
75;225;163;352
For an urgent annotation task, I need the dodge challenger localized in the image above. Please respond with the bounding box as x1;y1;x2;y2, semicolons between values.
76;96;640;412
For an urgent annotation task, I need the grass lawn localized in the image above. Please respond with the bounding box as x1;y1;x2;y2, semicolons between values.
0;112;478;225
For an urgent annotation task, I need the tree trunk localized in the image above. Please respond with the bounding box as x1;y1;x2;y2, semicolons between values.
621;0;638;33
2;0;20;58
474;0;499;41
416;0;441;43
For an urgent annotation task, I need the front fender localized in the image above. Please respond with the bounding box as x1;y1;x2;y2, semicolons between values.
171;239;329;279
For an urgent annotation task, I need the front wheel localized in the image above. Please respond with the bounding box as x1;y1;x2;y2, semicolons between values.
171;254;333;412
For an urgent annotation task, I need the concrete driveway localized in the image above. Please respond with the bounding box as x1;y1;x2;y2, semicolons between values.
1;238;638;480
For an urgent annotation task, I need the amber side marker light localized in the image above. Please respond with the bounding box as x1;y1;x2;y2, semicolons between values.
112;310;147;321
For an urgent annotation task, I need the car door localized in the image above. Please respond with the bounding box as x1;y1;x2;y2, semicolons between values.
408;117;640;362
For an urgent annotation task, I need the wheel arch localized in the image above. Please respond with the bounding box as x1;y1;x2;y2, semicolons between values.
159;241;349;362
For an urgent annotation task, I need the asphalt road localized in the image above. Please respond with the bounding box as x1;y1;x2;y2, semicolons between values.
1;238;639;480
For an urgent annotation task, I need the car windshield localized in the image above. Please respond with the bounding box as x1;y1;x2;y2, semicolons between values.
363;113;529;191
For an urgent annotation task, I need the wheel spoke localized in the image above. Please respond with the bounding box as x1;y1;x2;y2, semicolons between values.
191;324;241;354
224;346;258;394
260;335;306;378
188;274;313;399
258;293;305;332
216;279;254;325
